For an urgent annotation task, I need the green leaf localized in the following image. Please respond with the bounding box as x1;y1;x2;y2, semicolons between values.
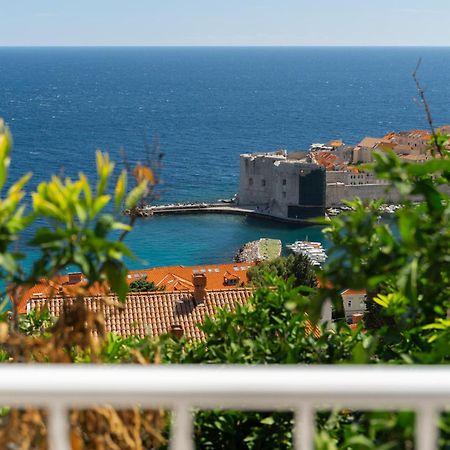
114;170;127;209
104;261;129;302
260;416;275;425
0;126;12;191
125;181;148;210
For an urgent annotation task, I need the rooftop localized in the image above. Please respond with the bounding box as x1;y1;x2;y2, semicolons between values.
357;136;384;149
28;289;253;340
14;262;256;314
28;288;321;340
341;289;366;297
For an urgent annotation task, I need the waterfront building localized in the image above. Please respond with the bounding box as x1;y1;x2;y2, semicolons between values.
352;129;436;164
237;150;326;220
237;149;396;215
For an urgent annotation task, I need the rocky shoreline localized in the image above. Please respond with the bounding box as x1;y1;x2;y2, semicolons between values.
234;238;282;263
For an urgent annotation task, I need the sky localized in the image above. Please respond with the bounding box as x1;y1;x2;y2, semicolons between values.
1;0;450;47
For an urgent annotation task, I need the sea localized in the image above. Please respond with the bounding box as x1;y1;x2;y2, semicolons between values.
0;47;449;269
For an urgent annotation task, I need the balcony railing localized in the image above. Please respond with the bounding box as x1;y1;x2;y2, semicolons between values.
0;365;449;450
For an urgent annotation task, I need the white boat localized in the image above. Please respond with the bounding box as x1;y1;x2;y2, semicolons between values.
286;240;327;267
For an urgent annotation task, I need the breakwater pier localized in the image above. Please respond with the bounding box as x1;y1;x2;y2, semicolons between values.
124;202;318;225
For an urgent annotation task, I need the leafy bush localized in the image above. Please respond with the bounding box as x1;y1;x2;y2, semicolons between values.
129;276;165;292
247;253;317;288
0;120;168;449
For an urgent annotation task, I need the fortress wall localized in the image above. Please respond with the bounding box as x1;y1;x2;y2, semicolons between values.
326;183;402;207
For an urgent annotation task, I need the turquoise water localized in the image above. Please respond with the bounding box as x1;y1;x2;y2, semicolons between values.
1;47;449;268
127;214;325;267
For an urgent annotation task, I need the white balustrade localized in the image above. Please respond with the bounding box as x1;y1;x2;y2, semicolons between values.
0;365;448;450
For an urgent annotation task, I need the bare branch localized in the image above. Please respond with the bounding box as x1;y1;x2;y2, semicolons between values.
412;59;442;156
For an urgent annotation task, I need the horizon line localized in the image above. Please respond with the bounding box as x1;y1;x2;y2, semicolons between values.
1;44;450;49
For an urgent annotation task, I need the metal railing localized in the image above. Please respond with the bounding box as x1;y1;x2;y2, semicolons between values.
0;365;449;450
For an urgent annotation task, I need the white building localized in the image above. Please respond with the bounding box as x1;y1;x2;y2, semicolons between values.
341;289;367;322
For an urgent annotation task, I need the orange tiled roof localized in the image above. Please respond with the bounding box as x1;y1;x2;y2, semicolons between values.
130;263;255;292
325;139;343;148
396;129;431;140
314;151;339;170
341;289;366;296
382;132;397;141
28;289;321;341
14;262;256;314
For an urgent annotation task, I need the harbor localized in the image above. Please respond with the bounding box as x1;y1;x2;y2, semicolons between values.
125;201;321;225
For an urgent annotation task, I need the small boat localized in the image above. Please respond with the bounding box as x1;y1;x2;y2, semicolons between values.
286;241;327;267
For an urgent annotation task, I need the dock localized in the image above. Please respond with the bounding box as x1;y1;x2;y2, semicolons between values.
124;202;320;225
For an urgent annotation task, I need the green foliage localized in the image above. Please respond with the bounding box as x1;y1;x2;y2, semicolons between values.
316;140;450;363
248;253;317;288
28;155;136;302
129;276;165;292
0;121;33;280
144;278;370;448
18;308;54;336
0;121;150;309
194;410;294;450
177;278;358;365
315;409;415;450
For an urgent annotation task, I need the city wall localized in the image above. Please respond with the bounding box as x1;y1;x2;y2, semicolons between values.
326;183;401;207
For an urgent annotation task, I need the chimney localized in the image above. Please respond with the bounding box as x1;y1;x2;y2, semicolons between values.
192;273;207;304
352;313;364;325
170;324;184;339
68;272;83;284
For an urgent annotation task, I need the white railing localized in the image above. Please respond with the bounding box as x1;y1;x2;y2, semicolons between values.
1;365;449;450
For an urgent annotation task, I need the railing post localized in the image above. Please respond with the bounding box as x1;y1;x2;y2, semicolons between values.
416;405;439;450
47;403;71;450
294;403;314;450
171;404;194;450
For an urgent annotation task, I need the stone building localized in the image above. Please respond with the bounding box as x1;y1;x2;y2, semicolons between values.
237;150;399;215
324;169;397;206
237;150;326;220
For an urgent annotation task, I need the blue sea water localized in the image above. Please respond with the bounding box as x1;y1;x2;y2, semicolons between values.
0;47;449;268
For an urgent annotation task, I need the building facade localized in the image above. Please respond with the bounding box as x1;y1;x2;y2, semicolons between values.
341;289;367;322
238;151;326;220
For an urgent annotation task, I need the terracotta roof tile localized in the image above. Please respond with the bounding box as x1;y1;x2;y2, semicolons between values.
14;262;255;314
28;288;321;341
341;289;366;296
28;289;253;340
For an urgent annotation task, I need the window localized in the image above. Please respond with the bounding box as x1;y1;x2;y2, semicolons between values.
249;178;253;186
224;278;239;286
282;179;287;186
282;191;286;198
261;179;266;187
347;300;351;308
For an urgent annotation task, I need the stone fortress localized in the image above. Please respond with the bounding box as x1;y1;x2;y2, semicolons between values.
237;127;449;221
